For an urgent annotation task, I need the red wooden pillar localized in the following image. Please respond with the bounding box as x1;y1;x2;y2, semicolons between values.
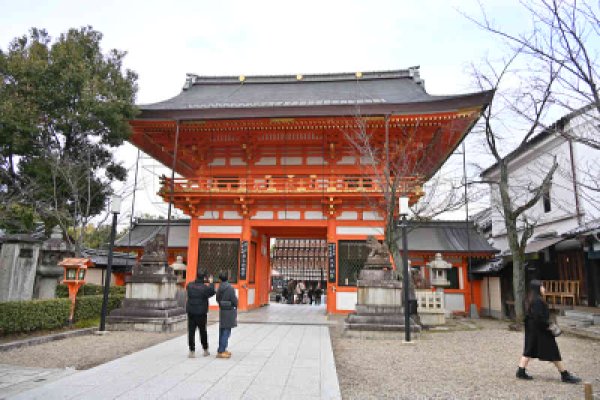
238;216;251;311
186;218;200;284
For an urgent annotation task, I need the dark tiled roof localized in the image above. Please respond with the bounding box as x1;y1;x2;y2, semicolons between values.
115;218;497;255
398;220;498;253
471;258;505;274
81;248;137;271
114;219;190;249
480;103;596;177
563;219;600;237
471;207;492;233
138;68;493;119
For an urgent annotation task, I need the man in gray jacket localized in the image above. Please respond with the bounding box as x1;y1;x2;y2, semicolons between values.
216;271;238;359
186;269;215;358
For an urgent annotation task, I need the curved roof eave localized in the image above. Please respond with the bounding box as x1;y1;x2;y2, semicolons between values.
136;90;494;121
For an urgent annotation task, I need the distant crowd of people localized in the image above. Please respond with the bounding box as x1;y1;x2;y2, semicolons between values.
277;280;323;305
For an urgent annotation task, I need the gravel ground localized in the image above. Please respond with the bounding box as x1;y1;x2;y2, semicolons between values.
331;318;600;400
0;328;189;370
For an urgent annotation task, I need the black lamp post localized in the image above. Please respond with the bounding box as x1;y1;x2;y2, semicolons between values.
399;196;411;342
99;194;121;332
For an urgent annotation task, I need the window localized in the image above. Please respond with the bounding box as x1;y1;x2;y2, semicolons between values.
446;267;460;289
338;240;369;286
197;239;239;283
542;180;552;213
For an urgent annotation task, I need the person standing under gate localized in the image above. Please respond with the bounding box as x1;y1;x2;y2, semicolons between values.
287;280;296;304
307;285;314;305
186;269;215;358
297;280;306;304
216;271;238;359
314;285;322;305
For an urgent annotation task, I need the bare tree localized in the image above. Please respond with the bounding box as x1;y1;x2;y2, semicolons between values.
344;115;471;278
474;51;560;322
466;0;600;148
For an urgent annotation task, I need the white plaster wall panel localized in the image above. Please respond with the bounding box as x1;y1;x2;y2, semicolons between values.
84;268;104;286
336;227;384;236
305;211;325;220
198;226;242;234
337;211;358;220
337;156;356;165
574;141;600;222
255;157;276;166
444;293;465;313
363;211;383;221
489;277;502;311
457;267;464;290
223;211;242;220
251;211;274;220
487;129;597;241
336;292;357;310
248;288;255;305
230;157;247;166
307;156;325;165
208;158;225;166
281;157;302;166
198;210;219;219
278;211;300;220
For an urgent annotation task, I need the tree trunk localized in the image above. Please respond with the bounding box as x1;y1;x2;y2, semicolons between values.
499;169;527;322
506;221;526;321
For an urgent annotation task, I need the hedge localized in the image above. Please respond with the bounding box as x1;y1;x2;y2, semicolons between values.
0;298;70;335
73;294;124;321
0;294;124;335
56;283;125;298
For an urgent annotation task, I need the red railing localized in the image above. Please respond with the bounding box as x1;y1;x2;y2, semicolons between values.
160;175;391;196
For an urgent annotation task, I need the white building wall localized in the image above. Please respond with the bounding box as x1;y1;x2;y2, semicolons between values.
480;277;502;318
486;120;599;253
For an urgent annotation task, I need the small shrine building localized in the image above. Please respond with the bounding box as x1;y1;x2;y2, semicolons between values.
129;68;493;314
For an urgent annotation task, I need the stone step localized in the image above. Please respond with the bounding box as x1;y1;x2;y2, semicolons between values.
345;322;421;332
557;316;593;328
564;310;598;320
346;314;408;325
355;305;404;314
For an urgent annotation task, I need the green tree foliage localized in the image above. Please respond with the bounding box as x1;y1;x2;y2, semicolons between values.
0;27;137;246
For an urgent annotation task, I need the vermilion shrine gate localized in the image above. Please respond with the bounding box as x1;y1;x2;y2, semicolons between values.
129;68;492;314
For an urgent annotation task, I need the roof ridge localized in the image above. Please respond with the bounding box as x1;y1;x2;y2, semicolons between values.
183;67;422;89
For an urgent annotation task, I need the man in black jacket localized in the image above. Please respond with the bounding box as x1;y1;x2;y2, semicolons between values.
186;269;215;358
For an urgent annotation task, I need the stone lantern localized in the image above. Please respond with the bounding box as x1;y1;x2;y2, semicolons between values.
59;258;92;322
36;226;74;299
170;256;187;286
427;253;452;289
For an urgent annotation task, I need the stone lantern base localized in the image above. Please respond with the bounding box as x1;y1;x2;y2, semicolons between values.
107;244;187;333
344;268;421;339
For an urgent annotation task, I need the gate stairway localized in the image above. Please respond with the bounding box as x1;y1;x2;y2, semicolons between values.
556;308;600;340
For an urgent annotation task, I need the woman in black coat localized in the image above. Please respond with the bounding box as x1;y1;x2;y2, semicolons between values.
516;280;581;383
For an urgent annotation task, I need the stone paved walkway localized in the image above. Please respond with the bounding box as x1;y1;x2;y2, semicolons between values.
6;321;341;400
0;365;76;399
212;303;331;325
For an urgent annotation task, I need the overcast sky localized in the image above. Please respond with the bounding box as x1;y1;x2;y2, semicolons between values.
1;0;530;224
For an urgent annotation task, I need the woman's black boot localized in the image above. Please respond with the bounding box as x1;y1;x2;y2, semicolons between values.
560;370;581;384
516;367;533;380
